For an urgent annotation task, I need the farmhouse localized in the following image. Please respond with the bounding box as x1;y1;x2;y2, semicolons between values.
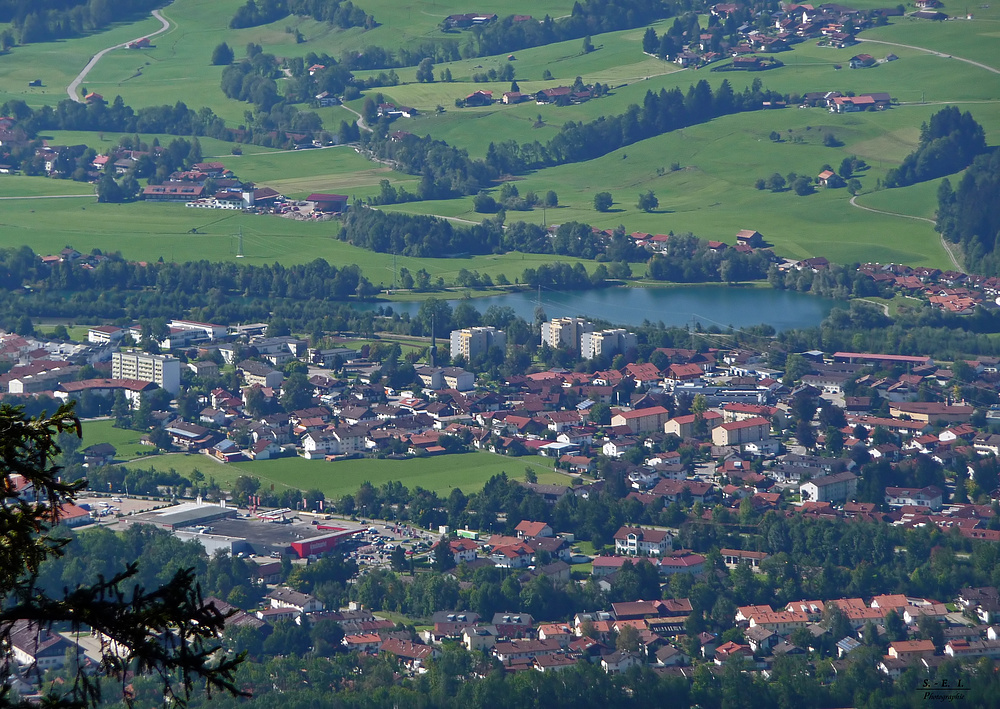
464;91;493;107
735;229;764;247
535;86;573;104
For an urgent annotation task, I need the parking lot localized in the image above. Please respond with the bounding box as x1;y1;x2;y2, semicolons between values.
75;495;169;525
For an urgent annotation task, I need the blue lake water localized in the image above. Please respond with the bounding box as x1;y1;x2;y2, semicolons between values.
365;286;845;332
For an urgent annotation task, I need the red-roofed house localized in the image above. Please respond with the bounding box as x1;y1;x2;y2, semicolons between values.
610;406;671;433
515;520;553;539
614;526;673;556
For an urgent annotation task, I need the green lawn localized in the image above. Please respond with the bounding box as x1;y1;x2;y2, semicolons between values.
0;176;95;197
34;323;90;341
124;450;573;500
81;419;152;460
212;145;420;199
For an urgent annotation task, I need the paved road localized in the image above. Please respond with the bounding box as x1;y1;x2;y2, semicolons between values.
67;9;172;103
857;37;1000;76
849;195;960;270
341;103;373;133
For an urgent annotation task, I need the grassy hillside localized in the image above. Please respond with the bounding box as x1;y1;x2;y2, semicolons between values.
2;2;999;269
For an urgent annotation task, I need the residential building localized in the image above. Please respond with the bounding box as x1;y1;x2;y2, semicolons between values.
450;326;506;361
267;588;324;614
541;318;593;351
800;472;858;503
884;486;944;511
614;526;673;556
712;416;771;447
581;329;637;360
112;351;181;394
611;406;672;433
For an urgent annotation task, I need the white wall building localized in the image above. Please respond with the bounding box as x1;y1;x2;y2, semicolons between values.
450;326;506;361
581;329;637;360
112;351;181;394
541;317;593;352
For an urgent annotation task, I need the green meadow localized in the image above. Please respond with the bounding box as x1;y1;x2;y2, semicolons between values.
124;450;573;500
0;197;611;283
1;1;998;270
81;419;154;460
391;101;1000;268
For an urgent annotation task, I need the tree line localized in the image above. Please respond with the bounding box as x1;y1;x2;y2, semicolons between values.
367;79;784;200
937;151;1000;276
0;93;324;153
0;0;160;44
466;0;680;59
230;0;375;30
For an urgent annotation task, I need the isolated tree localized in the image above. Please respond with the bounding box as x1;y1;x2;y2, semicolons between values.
441;67;453;82
582;35;594;53
594;191;613;212
543;190;558;208
0;404;245;707
415;57;435;83
766;172;786;192
637;190;659;212
211;42;234;66
642;27;658;54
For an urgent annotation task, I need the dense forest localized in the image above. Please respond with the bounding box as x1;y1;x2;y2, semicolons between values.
230;0;375;30
937;151;1000;276
884;106;987;188
0;0;162;44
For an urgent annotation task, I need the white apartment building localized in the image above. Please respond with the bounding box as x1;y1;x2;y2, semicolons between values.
450;326;506;360
581;328;637;360
111;351;180;394
541;317;593;351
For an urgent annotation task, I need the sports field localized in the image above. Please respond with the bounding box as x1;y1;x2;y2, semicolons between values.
123;450;574;499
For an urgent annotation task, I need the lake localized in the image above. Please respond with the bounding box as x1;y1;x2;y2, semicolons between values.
367;285;845;332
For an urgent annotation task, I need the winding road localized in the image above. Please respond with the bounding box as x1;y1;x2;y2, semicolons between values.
67;9;172;103
849;195;961;270
857;37;1000;76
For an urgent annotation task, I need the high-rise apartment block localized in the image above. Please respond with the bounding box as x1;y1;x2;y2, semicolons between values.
581;329;638;360
450;327;506;360
540;318;594;351
112;351;181;394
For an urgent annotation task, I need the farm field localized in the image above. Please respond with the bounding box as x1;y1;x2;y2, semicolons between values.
0;197;612;284
123;450;574;499
0;1;997;271
210;145;420;199
0;175;95;197
392;102;1000;268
